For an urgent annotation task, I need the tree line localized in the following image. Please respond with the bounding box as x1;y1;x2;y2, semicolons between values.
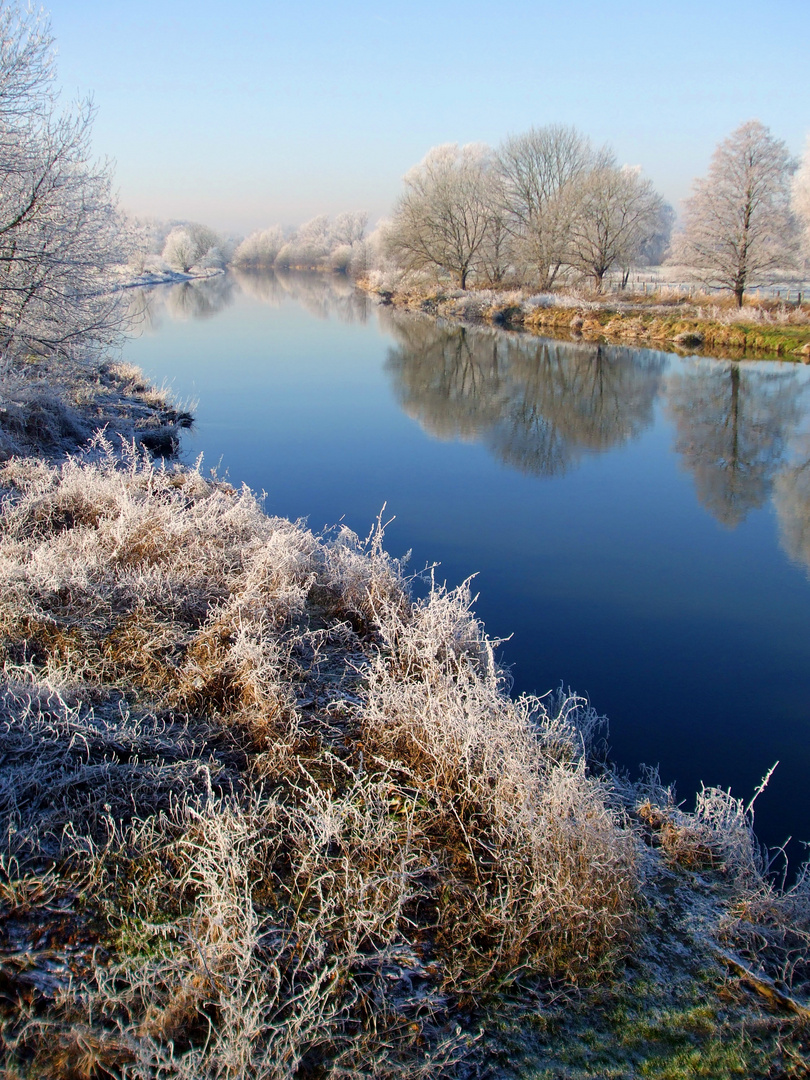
380;120;809;306
384;132;672;292
232;121;809;307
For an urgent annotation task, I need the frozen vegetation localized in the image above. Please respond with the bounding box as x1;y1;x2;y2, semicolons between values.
1;445;810;1077
232;212;369;275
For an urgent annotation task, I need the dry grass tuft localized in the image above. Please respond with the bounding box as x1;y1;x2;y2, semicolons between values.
359;586;637;992
635;776;765;885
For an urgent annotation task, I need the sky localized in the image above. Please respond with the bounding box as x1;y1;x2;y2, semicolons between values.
43;0;809;237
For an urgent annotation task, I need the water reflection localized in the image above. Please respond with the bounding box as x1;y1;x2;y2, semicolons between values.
129;269;371;330
232;268;370;323
129;274;236;331
126;271;810;568
382;311;665;477
666;361;805;529
773;410;810;577
166;275;236;321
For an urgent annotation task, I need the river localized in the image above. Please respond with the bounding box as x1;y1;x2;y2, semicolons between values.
121;270;810;859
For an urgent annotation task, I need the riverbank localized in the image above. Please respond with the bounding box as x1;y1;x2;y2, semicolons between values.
0;355;193;462
114;266;226;291
359;279;810;362
1;366;809;1077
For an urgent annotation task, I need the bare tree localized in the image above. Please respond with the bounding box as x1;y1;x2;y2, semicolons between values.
498;125;607;290
673;120;798;306
793;135;810;270
385;143;498;290
565;165;666;291
0;3;124;366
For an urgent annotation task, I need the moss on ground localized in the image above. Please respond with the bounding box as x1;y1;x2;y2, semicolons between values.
479;862;810;1077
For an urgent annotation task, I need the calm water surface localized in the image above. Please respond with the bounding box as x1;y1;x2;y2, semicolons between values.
122;271;810;855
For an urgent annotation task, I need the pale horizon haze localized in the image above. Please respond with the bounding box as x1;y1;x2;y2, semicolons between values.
45;0;809;237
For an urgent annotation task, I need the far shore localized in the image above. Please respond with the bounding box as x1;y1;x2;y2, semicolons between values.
356;276;810;362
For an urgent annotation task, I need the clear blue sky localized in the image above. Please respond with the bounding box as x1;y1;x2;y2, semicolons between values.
45;0;808;236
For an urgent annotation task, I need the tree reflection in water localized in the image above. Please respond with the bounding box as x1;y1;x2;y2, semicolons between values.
234;268;370;323
128;274;236;331
126;273;810;576
130;269;371;334
666;360;805;529
164;275;236;321
772;402;810;580
382;311;665;477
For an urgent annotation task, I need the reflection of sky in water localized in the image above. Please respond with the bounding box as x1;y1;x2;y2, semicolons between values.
123;271;810;860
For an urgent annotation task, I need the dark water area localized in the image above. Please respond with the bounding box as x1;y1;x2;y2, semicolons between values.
122;270;810;862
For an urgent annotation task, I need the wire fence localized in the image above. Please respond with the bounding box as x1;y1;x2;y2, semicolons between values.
603;274;810;304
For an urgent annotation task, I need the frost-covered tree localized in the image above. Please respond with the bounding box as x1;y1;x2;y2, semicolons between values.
498;125;607;290
793;136;810;269
123;216;166;275
476;196;513;287
385;143;499;290
285;214;331;267
565;165;666;290
329;211;367;249
232;226;285;269
162;222;222;273
674;121;798;306
236;213;368;274
632;201;676;272
0;2;123;365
